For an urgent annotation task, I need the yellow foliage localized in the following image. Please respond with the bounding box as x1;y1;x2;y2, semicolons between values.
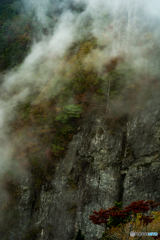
41;129;53;133
102;212;160;240
55;107;62;112
151;211;160;220
25;142;39;153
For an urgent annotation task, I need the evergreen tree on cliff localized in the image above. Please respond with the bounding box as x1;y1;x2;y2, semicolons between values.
75;229;85;240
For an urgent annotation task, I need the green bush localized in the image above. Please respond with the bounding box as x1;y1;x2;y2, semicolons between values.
55;104;83;123
51;144;65;156
61;125;74;135
107;201;130;229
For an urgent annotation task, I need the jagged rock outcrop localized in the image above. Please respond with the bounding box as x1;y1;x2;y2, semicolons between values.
6;97;160;240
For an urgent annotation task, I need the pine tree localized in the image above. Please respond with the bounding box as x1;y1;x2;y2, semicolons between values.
75;229;85;240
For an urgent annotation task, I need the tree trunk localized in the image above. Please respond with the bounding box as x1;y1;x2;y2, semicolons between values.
106;78;111;113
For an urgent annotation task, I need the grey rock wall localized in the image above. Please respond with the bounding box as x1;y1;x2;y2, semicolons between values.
6;98;160;240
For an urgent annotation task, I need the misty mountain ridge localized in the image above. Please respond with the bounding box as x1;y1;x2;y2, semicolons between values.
0;0;160;239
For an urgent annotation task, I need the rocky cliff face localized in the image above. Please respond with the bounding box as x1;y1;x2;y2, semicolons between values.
6;95;160;240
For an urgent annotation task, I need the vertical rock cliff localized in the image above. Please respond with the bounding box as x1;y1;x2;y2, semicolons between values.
1;1;160;240
5;94;160;240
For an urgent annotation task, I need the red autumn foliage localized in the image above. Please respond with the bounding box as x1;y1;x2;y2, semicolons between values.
89;200;160;228
103;56;124;74
74;93;87;105
45;147;54;161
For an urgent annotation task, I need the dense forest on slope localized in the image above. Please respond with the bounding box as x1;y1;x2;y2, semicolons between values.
0;0;58;71
1;0;160;239
0;0;87;71
0;0;31;70
2;37;160;239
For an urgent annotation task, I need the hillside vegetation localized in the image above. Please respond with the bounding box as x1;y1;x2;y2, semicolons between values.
1;1;160;239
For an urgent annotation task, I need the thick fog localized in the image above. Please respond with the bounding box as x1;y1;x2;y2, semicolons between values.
0;0;160;215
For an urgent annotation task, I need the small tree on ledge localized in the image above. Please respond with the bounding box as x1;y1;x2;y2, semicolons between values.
75;229;85;240
89;200;160;240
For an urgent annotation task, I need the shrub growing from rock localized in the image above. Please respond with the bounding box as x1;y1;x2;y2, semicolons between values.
75;229;85;240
